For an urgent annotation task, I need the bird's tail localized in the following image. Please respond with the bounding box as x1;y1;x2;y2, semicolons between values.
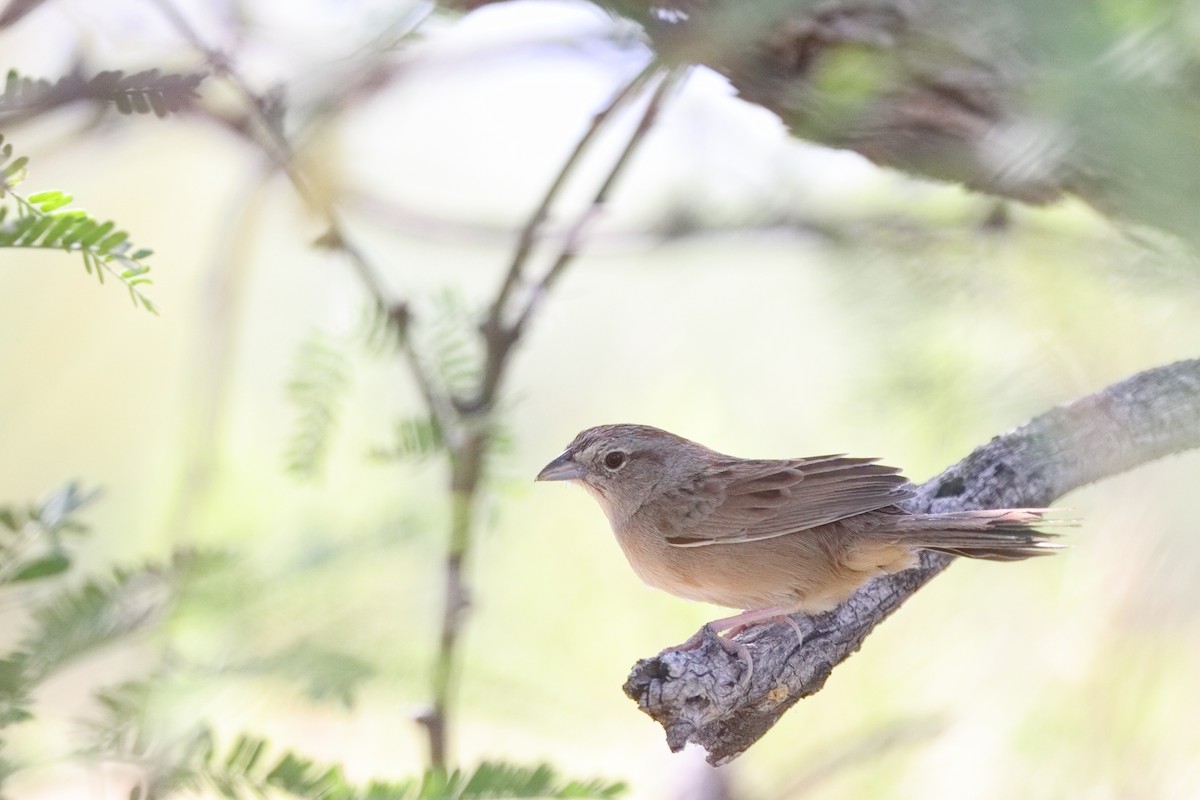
883;509;1068;561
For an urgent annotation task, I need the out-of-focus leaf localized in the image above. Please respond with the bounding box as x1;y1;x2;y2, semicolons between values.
10;553;70;582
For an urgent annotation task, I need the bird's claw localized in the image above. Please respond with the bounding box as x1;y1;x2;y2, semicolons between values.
671;624;754;686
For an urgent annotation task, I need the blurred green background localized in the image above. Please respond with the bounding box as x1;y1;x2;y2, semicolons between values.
3;1;1200;798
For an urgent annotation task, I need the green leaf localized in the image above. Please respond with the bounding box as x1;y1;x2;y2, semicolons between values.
377;415;444;463
0;158;157;312
89;714;627;800
10;553;70;582
118;262;149;278
28;189;59;204
89;253;105;283
59;217;97;246
225;735;266;773
284;332;351;481
235;642;374;707
41;212;86;247
37;193;72;212
0;707;32;726
0;214;37;245
436;763;627;799
0;507;19;531
1;154;27;180
425;288;482;398
77;219;114;247
31;191;72;212
97;230;128;253
15;212;52;245
6;552;204;690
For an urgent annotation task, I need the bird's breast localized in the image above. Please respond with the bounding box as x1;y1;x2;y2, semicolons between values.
610;517;907;613
612;519;816;611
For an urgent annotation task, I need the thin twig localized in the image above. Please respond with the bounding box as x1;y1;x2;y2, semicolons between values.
423;66;684;768
147;0;321;209
148;0;388;300
148;0;450;433
512;66;689;335
486;58;661;332
332;234;456;437
149;0;683;772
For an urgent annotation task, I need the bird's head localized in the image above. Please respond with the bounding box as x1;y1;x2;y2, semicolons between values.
536;424;713;523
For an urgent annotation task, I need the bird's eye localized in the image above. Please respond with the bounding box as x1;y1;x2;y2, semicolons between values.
604;451;627;470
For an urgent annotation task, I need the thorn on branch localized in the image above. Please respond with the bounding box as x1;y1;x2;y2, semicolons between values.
312;227;344;250
387;302;411;338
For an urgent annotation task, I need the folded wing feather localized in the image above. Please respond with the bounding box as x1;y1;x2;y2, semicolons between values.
662;456;913;547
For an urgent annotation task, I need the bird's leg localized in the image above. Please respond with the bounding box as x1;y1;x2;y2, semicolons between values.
712;606;805;643
725;611;806;648
671;606;803;685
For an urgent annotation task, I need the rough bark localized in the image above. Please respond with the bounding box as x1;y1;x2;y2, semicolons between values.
623;359;1200;764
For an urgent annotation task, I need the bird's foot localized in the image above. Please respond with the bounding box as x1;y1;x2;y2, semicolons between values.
712;607;806;648
672;624;755;685
668;608;808;687
737;614;804;649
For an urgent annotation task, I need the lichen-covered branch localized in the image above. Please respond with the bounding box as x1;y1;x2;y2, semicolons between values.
624;358;1200;764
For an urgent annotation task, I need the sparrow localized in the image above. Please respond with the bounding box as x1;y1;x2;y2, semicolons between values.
537;424;1061;669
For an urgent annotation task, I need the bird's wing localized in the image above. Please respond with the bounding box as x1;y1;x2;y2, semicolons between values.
658;455;914;547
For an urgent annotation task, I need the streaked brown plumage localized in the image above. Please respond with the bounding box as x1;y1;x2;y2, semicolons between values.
537;424;1061;647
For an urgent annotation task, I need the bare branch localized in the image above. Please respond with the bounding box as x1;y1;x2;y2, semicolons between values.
624;358;1200;764
511;67;690;337
149;0;457;434
423;64;685;768
463;62;672;417
149;3;685;769
487;58;661;334
149;0;322;206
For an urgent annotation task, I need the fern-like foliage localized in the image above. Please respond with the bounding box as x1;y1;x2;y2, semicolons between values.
228;642;374;708
0;481;99;588
1;486;611;800
0;134;158;312
86;695;627;800
423;288;483;401
0;68;205;119
358;298;410;356
421;762;627;799
366;292;523;474
0;551;212;727
0;483;174;731
284;332;351;480
0;482;100;733
375;414;445;462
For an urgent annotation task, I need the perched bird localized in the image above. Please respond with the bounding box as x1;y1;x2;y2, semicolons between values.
536;424;1061;661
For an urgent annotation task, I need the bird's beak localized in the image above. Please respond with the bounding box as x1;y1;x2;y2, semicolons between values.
536;451;585;482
